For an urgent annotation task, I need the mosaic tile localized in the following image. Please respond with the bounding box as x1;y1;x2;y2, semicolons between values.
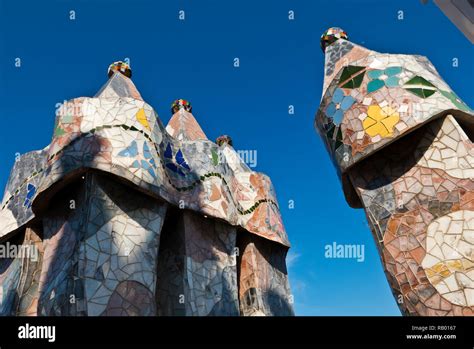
0;63;293;316
315;28;474;316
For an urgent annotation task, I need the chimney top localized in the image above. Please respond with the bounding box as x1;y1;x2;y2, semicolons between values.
216;135;233;147
108;61;132;78
171;99;192;114
320;27;348;53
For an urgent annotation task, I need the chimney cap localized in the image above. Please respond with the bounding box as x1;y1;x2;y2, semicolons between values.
320;27;348;53
108;61;132;78
216;135;233;147
171;99;192;114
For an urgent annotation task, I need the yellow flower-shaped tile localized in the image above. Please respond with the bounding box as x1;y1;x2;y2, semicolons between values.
363;105;400;138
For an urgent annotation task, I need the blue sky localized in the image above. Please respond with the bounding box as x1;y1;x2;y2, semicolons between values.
0;0;472;315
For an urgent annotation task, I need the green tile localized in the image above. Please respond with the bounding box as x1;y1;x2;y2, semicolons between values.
339;65;364;82
406;88;436;98
405;76;435;87
341;73;365;89
54;127;66;137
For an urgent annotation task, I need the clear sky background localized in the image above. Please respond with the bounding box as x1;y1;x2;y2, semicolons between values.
0;0;472;315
